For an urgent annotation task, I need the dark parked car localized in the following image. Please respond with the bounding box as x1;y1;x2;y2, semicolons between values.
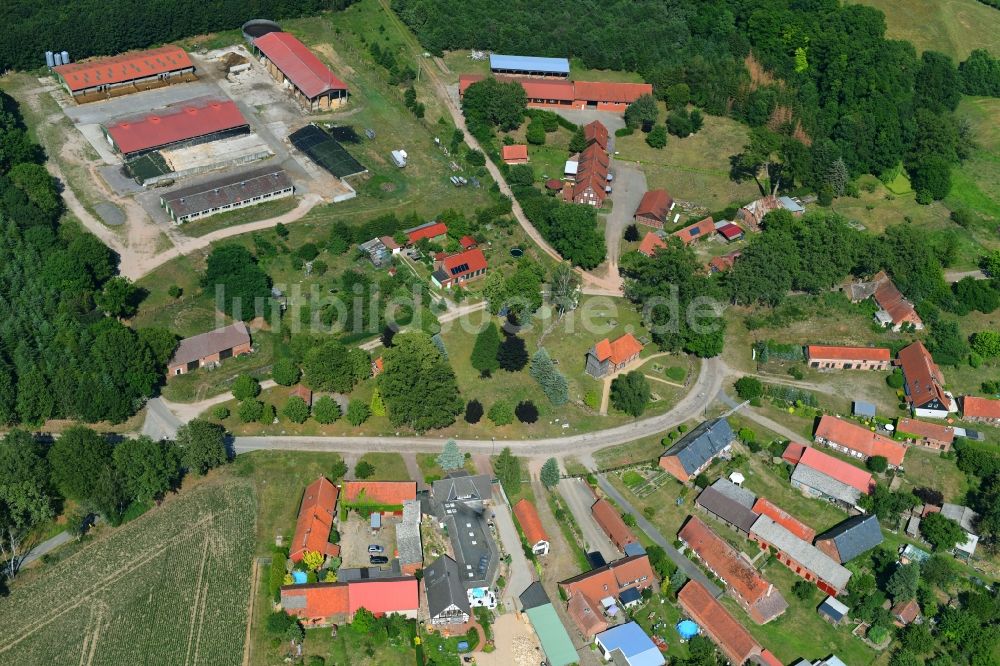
369;555;389;565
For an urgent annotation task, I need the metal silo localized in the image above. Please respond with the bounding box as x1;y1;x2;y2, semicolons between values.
53;53;62;66
61;51;70;64
45;51;54;67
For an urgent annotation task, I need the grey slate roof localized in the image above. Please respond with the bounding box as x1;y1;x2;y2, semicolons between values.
432;472;493;503
161;166;292;218
941;503;979;533
623;542;646;557
396;500;422;566
791;463;862;506
695;486;759;533
710;478;757;508
424;555;471;619
519;581;551;611
661;418;734;475
815;514;883;564
750;516;851;591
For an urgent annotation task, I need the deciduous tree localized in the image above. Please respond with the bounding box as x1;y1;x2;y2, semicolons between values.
112;435;180;503
283;396;309;424
272;358;301;386
379;333;462;430
175;419;227;476
610;372;650;417
920;512;966;552
313;396;340;424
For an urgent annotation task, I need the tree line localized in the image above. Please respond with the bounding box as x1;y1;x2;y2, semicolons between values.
395;0;996;203
0;91;173;426
1;0;358;72
0;421;227;585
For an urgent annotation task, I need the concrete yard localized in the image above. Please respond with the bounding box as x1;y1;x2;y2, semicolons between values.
338;513;398;569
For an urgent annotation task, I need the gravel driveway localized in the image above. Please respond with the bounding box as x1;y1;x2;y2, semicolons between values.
558;478;618;562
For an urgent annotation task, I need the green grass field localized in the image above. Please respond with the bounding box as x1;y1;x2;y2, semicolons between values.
850;0;1000;61
0;478;255;665
356;452;410;481
614;110;761;212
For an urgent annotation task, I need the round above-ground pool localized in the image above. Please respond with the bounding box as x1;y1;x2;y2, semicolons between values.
510;247;524;258
676;620;700;640
292;570;308;584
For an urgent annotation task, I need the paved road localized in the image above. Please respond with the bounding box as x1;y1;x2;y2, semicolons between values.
21;530;73;567
602;162;647;279
142;397;185;441
596;474;723;598
231;356;724;459
558;478;618;562
491;483;535;612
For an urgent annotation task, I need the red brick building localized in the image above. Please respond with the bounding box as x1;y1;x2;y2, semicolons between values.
961;396;1000;424
431;248;488;289
814;415;907;468
590;498;638;551
806;345;892;371
559;555;655;636
290;477;340;562
677;581;764;665
167;322;251;376
502;144;529;164
672;217;715;245
633;190;674;228
897;417;955;451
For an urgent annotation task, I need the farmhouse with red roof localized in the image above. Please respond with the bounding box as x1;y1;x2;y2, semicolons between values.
458;75;651;112
252;31;348;111
502;144;529;164
752;497;816;541
814;415;907;468
103;99;249;158
633;189;675;228
898;341;954;418
678;516;788;623
513;499;550;555
806;345;891;371
637;232;667;257
405;221;448;245
290;477;341;563
673;217;715;245
559;555;656;637
341;481;417;507
790;445;874;509
677;581;764;664
431;248;488;288
591;498;638;552
897;417;955;451
583;120;609;150
961;396;1000;424
53;46;196;102
585;333;643;378
280;577;419;625
716;222;744;242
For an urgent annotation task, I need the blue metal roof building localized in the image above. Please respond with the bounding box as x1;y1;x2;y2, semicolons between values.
594;622;665;666
490;54;570;77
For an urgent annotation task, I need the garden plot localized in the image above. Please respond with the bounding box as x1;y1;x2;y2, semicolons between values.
0;480;255;666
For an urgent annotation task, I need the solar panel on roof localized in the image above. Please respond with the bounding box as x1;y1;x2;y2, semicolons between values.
450;263;469;275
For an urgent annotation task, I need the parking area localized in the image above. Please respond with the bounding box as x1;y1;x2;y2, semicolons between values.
338;513;399;568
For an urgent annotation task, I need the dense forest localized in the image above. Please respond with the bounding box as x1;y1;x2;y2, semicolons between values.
0;0;357;72
395;0;999;201
0;91;170;425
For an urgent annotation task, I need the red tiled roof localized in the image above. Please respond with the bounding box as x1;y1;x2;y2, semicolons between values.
892;599;920;624
348;578;419;615
782;443;807;465
873;273;921;327
290;477;339;562
591;498;637;547
507;76;577;101
106;99;247;154
502;144;528;161
406;222;448;244
459;235;477;249
573;80;653;103
815;415;907;467
963;396;1000;419
545;178;563;190
53;45;192;92
583;121;608;149
373;357;384;375
289;385;313;405
678;517;772;608
567;591;609;637
898;341;947;410
678;581;762;665
442;248;488;277
592;334;644;366
798;446;874;494
807;345;891;362
560;555;655;606
281;583;349;620
716;223;744;240
673;217;715;244
760;650;783;666
708;251;741;273
342;481;416;506
253;31;347;98
638;232;667;257
513;499;549;547
897;417;955;444
634;190;673;222
752;498;815;541
380;235;401;250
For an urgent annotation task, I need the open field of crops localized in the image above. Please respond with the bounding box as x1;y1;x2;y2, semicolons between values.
0;479;256;666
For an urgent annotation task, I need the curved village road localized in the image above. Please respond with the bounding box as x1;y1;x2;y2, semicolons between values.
232;356;725;459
